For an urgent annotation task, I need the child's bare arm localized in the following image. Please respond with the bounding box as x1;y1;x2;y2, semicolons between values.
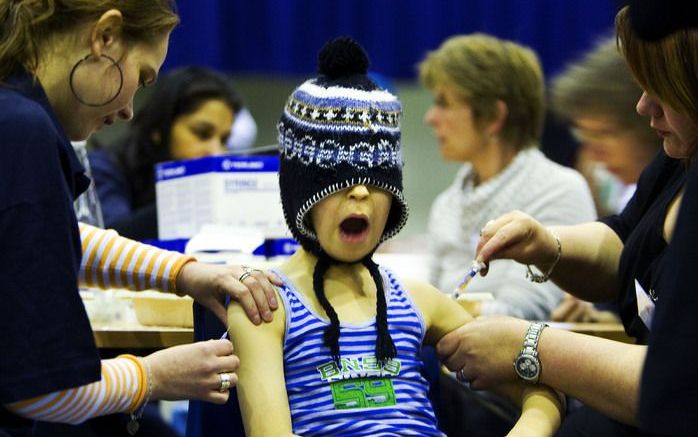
227;291;296;437
402;279;473;346
494;382;564;437
404;279;563;436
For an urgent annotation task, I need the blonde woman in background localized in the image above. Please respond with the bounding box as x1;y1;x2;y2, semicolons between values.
419;34;595;320
417;34;594;437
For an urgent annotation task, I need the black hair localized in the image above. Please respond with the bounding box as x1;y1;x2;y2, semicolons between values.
108;66;243;208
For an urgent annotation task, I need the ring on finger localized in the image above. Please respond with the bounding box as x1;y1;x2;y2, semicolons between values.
456;368;468;382
218;372;232;392
238;271;253;282
238;266;261;282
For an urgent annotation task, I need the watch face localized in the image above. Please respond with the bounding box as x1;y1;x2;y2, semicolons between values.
514;353;540;382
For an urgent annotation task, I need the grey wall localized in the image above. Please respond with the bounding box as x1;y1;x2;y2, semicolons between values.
231;75;460;237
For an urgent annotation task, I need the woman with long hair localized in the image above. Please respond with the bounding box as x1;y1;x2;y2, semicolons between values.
0;2;278;433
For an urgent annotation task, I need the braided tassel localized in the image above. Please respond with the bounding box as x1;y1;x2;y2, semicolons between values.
313;255;342;364
363;256;397;364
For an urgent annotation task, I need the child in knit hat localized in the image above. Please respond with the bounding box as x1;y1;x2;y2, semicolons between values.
227;37;563;436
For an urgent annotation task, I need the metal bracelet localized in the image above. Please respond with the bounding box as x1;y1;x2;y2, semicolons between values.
525;229;561;283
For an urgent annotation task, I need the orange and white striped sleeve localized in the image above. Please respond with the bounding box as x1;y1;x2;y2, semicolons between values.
4;355;148;425
78;223;195;292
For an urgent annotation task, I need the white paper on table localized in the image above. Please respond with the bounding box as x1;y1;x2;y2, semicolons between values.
185;225;265;255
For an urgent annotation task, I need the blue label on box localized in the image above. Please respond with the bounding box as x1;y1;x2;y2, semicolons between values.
143;238;298;258
267;238;300;257
155;155;280;181
142;238;189;254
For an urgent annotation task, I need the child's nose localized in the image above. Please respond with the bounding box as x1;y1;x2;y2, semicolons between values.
347;184;370;199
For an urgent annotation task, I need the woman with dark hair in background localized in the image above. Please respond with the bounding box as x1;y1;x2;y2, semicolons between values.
89;65;244;240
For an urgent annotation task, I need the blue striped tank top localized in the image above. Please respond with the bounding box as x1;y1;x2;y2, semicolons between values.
274;267;444;437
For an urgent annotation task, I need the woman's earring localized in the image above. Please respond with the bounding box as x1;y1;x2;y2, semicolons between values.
69;54;123;107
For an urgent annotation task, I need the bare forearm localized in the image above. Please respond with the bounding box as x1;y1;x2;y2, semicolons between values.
509;386;563;437
494;382;563;437
547;222;622;302
538;329;645;425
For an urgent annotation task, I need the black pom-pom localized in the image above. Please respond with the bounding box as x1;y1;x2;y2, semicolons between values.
318;36;369;79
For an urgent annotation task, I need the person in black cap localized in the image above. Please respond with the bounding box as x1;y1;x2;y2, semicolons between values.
226;36;564;437
628;0;698;41
437;5;698;437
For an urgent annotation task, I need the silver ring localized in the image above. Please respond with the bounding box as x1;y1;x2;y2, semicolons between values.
218;372;232;392
456;368;467;382
238;266;261;283
238;271;252;282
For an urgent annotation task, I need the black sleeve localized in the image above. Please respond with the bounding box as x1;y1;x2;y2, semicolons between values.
639;161;698;434
87;148;134;227
600;151;680;242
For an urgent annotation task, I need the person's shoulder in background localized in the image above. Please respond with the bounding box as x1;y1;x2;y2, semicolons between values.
529;148;593;196
226;107;258;152
86;147;132;227
539;110;579;169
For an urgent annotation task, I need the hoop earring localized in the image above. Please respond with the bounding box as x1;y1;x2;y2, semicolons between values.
69;54;124;107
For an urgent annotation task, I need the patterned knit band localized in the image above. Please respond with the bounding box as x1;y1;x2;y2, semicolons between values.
277;38;408;256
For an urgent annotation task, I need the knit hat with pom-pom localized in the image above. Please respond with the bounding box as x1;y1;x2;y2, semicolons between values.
277;37;407;365
277;36;408;257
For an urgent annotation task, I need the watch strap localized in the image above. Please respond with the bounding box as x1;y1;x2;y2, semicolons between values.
514;321;548;383
523;321;547;352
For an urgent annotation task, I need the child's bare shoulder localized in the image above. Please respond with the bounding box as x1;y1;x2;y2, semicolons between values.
400;278;444;304
227;285;286;337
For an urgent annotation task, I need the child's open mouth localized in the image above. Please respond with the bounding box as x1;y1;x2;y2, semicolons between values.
339;216;370;243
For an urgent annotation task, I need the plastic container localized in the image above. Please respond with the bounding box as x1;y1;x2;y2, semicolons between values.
132;292;194;328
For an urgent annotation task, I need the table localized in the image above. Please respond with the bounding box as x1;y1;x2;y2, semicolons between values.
92;322;194;349
546;321;635;343
91;321;633;350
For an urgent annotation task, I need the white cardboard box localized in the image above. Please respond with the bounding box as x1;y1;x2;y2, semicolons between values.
155;155;288;240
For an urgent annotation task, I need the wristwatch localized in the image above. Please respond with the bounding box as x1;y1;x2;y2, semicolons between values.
513;321;548;383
